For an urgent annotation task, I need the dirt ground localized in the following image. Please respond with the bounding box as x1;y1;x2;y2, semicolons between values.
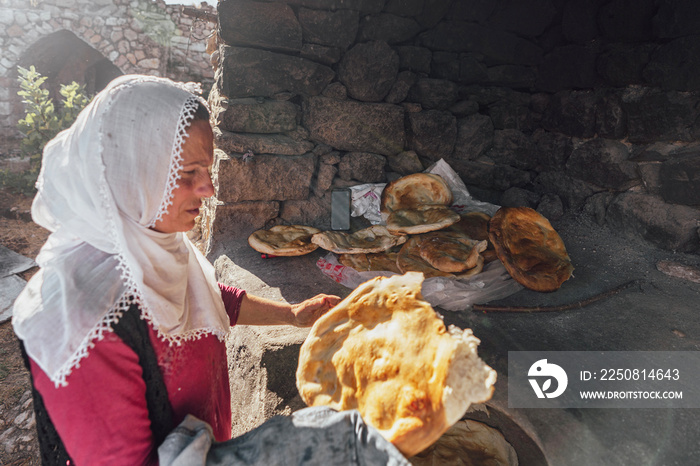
0;186;46;465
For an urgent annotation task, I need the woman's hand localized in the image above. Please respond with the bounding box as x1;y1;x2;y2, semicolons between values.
291;294;341;327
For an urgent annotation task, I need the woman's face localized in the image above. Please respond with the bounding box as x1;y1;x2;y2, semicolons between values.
153;119;215;233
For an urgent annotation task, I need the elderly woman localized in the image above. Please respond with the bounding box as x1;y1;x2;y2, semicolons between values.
13;75;408;465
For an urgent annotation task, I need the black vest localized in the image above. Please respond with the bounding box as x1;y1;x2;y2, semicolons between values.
20;303;175;465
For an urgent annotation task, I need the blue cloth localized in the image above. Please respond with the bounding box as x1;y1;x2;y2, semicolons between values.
159;407;410;466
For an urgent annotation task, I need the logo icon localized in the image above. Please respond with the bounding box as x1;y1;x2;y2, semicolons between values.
528;359;568;398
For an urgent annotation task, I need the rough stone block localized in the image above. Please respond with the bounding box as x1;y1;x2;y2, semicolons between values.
407;78;459;110
566;138;638;191
337;152;386;183
541;90;597;138
217;153;317;202
500;186;540;208
314;162;337;194
486;129;537;171
300;43;342;65
298;8;359;50
217;46;335;98
532;129;572;171
606;192;700;252
622;88;700;144
385;70;417;104
217;98;300;134
595;91;627;140
452;113;494;161
338;41;399;102
214;128;314;156
533;171;601;211
396;46;432;74
218;0;302;52
303;96;405;156
431;51;461;81
407;110;457;162
387;150;424;175
659;153;700;206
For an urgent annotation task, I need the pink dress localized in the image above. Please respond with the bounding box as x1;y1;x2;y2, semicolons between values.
29;283;246;466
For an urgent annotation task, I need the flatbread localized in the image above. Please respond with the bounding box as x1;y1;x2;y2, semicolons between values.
488;206;574;292
411;419;518;465
419;233;488;273
339;251;402;274
386;205;460;235
296;272;496;458
311;225;407;254
397;235;484;279
380;173;453;213
247;225;321;256
448;211;491;241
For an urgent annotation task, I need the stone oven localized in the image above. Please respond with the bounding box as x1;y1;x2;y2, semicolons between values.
206;0;700;256
207;1;700;464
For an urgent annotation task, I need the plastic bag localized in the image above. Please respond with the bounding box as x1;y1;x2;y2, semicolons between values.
316;253;522;312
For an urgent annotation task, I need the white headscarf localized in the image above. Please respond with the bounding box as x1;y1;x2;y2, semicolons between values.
12;75;230;387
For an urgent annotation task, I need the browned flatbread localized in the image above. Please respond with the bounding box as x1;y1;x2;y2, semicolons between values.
397;235;484;279
448;211;491;241
386;205;460;235
380;173;453;213
488;206;574;292
296;273;497;458
311;225;407;254
339;251;402;274
419;233;488;273
247;225;321;256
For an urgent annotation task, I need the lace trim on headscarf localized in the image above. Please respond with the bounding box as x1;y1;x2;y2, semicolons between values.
47;83;224;387
148;95;200;228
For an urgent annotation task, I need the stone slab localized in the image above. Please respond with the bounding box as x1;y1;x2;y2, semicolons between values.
0;245;35;278
1;274;26;324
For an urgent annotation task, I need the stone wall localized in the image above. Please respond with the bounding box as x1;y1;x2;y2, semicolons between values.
0;0;216;139
209;0;700;254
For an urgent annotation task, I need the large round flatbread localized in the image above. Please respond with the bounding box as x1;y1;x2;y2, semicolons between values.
339;251;402;274
296;272;497;458
386;205;461;235
311;225;407;254
397;234;485;279
410;419;518;466
381;173;453;213
248;225;321;256
488;207;574;292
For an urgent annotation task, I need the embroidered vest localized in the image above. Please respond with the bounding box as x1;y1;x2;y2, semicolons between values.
20;303;174;465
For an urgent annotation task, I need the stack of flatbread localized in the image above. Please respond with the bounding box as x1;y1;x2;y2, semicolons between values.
330;173;492;279
248;174;573;292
